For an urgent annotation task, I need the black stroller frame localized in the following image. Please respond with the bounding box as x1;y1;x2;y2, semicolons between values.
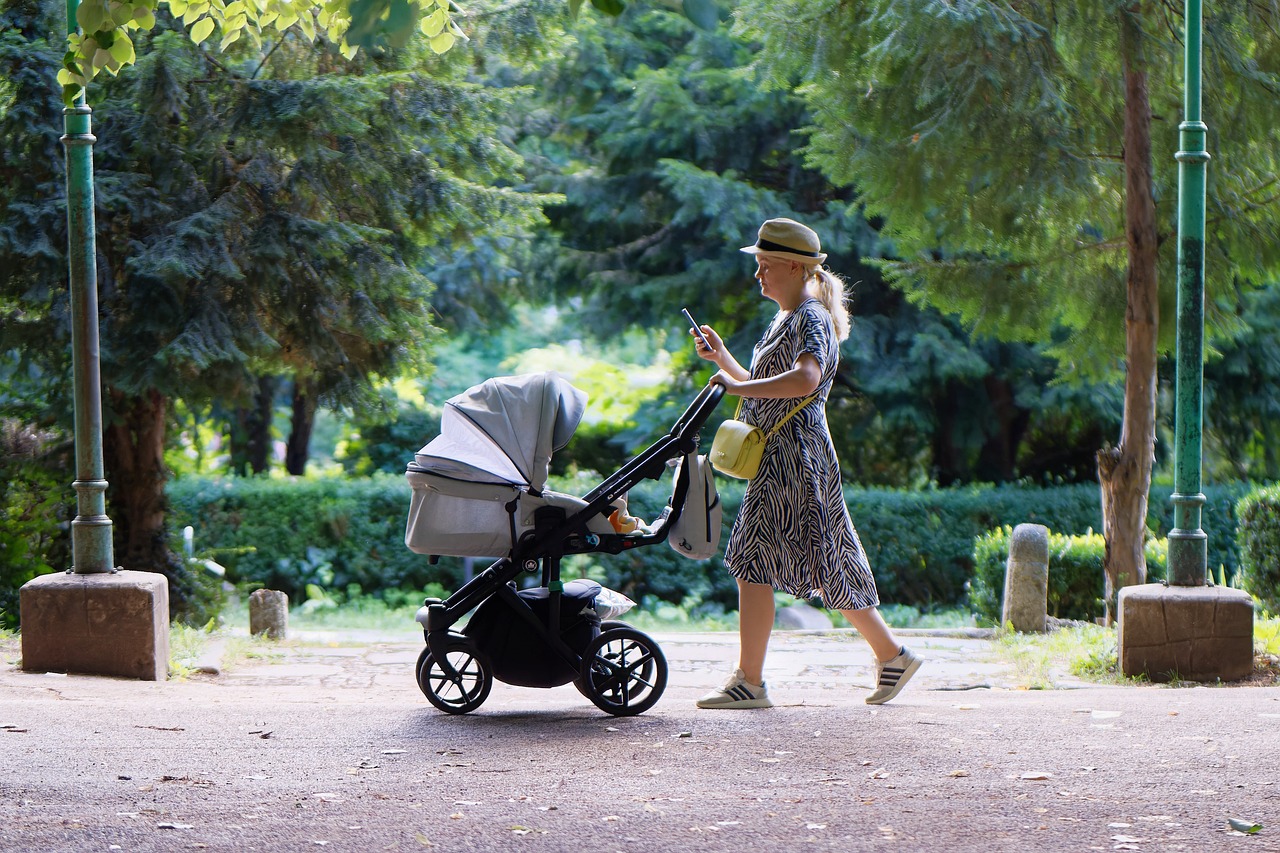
410;382;725;716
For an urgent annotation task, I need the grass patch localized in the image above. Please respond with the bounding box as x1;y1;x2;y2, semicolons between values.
1256;615;1280;657
989;616;1280;689
991;623;1137;689
213;590;978;635
168;621;212;679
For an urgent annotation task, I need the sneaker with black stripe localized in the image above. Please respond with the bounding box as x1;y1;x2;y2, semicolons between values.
696;668;773;709
866;646;922;705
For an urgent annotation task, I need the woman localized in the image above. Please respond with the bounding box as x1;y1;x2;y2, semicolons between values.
692;218;922;708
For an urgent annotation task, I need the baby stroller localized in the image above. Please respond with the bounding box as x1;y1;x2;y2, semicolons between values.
404;371;724;716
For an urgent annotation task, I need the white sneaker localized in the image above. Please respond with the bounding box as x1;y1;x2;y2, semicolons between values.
866;646;922;705
695;668;773;709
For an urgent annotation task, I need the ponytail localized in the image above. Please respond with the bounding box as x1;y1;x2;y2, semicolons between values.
807;266;851;342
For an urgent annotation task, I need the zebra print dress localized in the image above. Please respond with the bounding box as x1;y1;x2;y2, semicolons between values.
723;298;880;611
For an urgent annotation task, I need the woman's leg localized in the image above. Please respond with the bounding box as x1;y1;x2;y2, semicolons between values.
840;606;903;662
737;580;775;684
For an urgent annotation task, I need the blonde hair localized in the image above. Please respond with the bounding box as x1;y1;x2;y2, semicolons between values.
806;264;851;341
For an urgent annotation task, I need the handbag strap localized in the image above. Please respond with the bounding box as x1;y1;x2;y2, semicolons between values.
734;393;818;439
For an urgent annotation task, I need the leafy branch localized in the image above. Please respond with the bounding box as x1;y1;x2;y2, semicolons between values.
57;0;466;107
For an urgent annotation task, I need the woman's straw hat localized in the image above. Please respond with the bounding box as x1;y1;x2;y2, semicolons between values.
739;218;827;264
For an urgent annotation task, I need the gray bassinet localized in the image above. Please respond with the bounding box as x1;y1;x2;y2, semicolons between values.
405;371;616;558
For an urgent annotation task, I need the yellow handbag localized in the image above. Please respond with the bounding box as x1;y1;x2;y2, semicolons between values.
709;394;816;480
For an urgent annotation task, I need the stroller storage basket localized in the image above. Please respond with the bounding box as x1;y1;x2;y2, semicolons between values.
465;579;602;688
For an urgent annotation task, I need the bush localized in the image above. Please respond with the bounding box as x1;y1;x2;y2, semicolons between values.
163;473;1249;614
849;482;1248;609
845;482;1103;607
1236;484;1280;615
969;526;1168;625
0;425;72;630
1150;482;1253;585
167;473;451;604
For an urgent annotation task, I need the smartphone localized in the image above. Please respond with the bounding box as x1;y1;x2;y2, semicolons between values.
682;308;712;349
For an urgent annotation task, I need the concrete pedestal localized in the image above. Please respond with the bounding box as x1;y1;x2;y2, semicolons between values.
1117;583;1254;683
20;570;169;681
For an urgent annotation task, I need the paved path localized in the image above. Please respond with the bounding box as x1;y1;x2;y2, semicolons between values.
2;628;1278;852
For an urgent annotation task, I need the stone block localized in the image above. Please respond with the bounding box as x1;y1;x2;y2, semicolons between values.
1118;583;1254;683
20;570;169;681
249;588;289;639
1001;523;1049;633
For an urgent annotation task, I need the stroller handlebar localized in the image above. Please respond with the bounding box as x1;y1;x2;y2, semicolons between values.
577;382;724;508
669;381;726;440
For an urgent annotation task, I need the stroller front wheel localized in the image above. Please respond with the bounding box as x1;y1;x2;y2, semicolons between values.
575;626;668;717
416;638;493;714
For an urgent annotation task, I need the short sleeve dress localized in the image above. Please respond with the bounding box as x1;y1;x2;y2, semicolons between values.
722;298;880;611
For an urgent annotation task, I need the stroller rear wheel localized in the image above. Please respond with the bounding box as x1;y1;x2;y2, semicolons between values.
575;626;668;717
416;638;493;714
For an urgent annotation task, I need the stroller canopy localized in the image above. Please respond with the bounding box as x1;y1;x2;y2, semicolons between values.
413;372;587;492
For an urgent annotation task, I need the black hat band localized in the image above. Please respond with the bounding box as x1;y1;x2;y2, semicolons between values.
755;238;821;257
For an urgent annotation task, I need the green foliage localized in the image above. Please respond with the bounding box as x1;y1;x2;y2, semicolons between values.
969;526;1169;626
4;0;551;409
1236;484;1280;616
845;482;1104;607
1148;482;1253;585
503;0;1137;488
0;423;71;629
2;0;554;590
1203;285;1280;482
165;471;1250;617
854;480;1246;610
510;0;871;346
739;0;1280;368
166;473;445;602
57;0;464;106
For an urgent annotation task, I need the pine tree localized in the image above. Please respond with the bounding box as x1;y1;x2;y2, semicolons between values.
739;0;1280;609
507;1;1123;485
0;0;548;614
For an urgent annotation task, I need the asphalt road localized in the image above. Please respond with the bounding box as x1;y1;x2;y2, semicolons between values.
2;629;1278;852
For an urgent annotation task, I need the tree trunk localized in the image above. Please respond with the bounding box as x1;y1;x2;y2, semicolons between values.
231;376;277;476
930;389;962;487
976;375;1028;483
104;388;170;570
102;387;194;607
1096;4;1160;623
285;378;316;476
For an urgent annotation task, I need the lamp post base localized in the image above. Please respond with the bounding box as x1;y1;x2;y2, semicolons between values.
1117;583;1253;682
19;570;169;681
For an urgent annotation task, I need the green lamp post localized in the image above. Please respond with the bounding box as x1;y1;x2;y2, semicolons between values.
1168;0;1209;586
62;0;115;575
21;0;167;682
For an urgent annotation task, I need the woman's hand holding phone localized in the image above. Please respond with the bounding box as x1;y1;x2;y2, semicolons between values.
683;308;721;363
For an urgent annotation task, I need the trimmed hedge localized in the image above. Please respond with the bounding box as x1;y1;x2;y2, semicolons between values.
167;475;436;601
856;481;1247;611
1236;484;1280;615
844;483;1102;607
165;474;1251;612
968;526;1169;625
165;472;744;611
